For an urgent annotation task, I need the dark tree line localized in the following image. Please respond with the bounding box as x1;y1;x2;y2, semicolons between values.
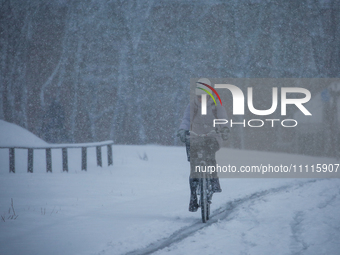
0;0;339;149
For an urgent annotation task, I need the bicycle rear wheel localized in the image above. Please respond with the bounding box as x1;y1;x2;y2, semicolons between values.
200;173;209;223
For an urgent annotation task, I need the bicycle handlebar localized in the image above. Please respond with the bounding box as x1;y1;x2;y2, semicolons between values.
189;130;218;137
185;130;220;143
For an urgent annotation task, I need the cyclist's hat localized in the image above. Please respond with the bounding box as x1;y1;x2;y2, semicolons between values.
195;78;212;96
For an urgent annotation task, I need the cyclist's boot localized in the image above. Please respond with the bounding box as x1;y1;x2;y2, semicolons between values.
189;178;199;212
211;178;222;193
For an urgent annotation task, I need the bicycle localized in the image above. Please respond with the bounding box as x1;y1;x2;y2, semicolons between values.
186;130;219;223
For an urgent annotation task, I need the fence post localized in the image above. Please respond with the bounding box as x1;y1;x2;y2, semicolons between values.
81;147;87;171
96;146;102;167
46;148;52;172
107;144;113;166
9;148;15;173
62;148;68;172
27;149;33;173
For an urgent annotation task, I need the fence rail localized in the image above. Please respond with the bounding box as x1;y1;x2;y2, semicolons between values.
0;141;114;173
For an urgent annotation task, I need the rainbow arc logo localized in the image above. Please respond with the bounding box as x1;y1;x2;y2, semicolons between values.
196;82;223;106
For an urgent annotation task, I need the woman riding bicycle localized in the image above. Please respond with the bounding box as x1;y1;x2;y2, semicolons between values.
177;78;230;212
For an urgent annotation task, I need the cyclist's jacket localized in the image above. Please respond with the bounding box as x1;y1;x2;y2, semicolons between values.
179;97;229;148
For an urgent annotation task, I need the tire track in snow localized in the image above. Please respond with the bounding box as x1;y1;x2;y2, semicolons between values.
121;179;319;255
289;211;309;255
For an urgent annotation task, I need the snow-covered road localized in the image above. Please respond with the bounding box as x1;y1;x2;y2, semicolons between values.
150;179;340;255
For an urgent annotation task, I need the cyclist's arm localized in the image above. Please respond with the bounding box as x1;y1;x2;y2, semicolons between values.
179;103;190;130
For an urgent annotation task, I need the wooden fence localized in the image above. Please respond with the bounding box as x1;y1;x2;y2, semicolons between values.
0;141;114;173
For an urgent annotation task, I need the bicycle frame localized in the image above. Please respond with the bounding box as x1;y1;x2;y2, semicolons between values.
187;130;219;223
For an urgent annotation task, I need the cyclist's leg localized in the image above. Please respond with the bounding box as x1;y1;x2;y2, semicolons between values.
205;138;222;193
189;139;200;212
189;176;199;212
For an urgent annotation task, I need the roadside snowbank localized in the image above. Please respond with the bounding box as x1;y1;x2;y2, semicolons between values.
0;120;47;147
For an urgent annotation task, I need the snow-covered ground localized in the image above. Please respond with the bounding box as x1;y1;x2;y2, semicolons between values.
1;120;340;255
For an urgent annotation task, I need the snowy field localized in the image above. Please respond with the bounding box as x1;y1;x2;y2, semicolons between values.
1;120;340;255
